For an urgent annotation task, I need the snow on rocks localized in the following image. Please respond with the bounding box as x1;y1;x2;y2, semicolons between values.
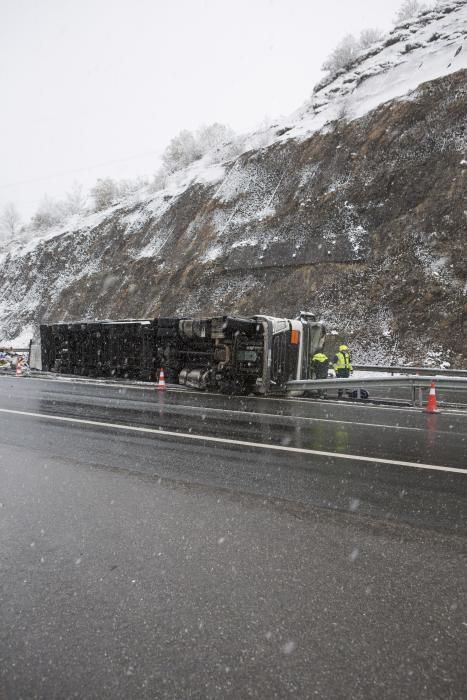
282;0;467;143
4;1;464;273
231;237;259;250
201;244;223;263
0;324;35;348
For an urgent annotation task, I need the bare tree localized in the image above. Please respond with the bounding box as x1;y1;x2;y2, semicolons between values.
63;181;87;216
322;34;359;75
150;169;169;192
90;178;119;211
196;123;234;153
161;130;202;174
359;28;383;49
395;0;426;24
118;176;149;197
31;195;63;230
0;202;22;240
160;123;234;175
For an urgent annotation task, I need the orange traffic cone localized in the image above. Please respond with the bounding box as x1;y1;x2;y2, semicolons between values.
424;381;440;414
156;368;166;391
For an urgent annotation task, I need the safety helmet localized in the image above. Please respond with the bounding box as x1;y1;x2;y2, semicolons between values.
339;344;349;351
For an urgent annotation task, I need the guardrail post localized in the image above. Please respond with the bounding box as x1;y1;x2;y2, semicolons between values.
414;372;423;408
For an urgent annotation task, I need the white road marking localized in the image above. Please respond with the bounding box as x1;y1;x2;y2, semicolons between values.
0;407;465;475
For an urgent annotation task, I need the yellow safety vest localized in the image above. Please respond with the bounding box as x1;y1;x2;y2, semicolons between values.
333;351;352;371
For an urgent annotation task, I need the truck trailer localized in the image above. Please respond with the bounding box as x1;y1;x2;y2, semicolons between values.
39;312;326;394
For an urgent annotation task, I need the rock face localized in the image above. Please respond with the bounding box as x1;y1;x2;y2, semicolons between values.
0;5;466;366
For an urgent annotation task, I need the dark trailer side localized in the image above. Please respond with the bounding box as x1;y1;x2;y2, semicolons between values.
39;313;325;394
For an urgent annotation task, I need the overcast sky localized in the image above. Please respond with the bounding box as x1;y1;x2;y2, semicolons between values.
0;0;404;220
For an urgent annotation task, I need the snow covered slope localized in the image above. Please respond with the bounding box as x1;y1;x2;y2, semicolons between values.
285;0;467;140
0;1;466;366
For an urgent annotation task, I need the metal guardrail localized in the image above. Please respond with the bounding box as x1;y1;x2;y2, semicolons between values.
288;376;467;391
354;365;467;377
287;375;467;407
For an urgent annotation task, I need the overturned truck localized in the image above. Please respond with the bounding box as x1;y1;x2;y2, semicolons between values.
40;313;325;394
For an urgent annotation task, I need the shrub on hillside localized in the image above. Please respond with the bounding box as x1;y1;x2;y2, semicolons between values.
30;196;64;230
161;123;234;175
62;182;87;216
395;0;426;24
359;28;383;48
90;178;119;211
321;34;359;75
161;130;202;174
0;202;22;240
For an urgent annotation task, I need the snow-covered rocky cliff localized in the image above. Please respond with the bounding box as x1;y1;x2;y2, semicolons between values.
1;1;466;365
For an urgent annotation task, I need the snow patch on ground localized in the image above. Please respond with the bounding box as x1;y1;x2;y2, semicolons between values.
347;225;367;256
231;237;259;249
254;205;276;221
195;163;226;185
158;159;226;197
133;227;174;260
201;244;224;262
214;161;254;204
122;207;151;234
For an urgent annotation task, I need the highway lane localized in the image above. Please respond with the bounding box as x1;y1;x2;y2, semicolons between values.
1;443;465;700
1;375;466;467
1;375;466;699
0;375;466;531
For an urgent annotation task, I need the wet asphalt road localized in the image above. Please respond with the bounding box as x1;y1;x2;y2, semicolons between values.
0;375;466;699
0;375;465;529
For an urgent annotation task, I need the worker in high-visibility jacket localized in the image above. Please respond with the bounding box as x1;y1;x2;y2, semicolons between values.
333;344;353;398
311;352;329;379
311;352;329;398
